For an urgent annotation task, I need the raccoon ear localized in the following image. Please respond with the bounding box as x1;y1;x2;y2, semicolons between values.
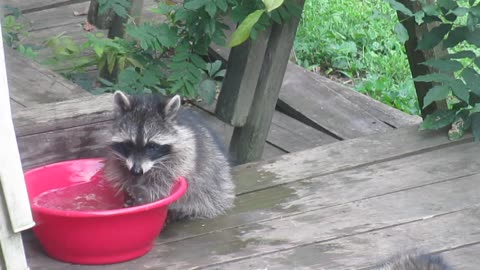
113;90;132;113
164;95;181;120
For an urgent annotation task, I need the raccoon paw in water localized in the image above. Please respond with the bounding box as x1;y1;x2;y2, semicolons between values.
123;186;155;208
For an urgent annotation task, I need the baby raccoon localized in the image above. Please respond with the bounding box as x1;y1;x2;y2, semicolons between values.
375;252;453;270
103;91;235;221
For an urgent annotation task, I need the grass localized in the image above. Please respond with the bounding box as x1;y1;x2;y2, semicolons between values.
294;0;420;115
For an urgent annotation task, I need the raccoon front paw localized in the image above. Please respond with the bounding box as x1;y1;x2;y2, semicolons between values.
123;190;136;208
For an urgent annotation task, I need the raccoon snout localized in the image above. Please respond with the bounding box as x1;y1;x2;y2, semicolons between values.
131;164;144;176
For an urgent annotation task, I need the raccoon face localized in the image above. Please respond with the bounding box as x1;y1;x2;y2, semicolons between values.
109;91;181;176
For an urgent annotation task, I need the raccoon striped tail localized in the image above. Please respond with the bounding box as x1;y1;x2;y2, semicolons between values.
376;252;453;270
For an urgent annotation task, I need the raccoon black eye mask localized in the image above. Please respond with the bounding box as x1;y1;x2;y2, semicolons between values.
110;141;172;160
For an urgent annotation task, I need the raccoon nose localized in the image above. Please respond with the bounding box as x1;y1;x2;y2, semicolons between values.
131;165;143;176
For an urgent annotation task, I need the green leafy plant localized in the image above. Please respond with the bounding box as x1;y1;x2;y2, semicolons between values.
1;5;38;59
294;0;419;115
386;0;480;141
98;0;131;17
43;0;300;104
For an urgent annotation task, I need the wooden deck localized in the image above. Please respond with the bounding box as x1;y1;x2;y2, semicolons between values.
22;126;480;269
5;1;471;269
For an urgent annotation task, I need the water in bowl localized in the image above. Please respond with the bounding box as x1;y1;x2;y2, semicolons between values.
33;179;124;211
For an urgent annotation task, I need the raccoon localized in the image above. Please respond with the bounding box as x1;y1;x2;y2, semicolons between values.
374;252;453;270
103;91;235;221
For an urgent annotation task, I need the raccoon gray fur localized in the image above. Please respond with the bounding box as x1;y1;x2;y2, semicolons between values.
103;91;235;221
374;252;453;270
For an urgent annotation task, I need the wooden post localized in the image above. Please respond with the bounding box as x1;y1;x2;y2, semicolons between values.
228;0;305;164
396;0;448;118
87;0;144;82
87;0;115;30
0;21;34;270
108;0;144;39
215;29;271;127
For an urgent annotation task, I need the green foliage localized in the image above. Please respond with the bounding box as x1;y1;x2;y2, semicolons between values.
1;6;27;46
229;9;265;47
41;0;300;103
98;0;131;17
295;0;420;115
387;0;480;141
1;5;39;60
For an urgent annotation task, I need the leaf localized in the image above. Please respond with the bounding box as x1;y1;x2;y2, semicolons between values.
190;54;207;69
98;77;114;86
422;4;439;16
205;2;217;17
445;50;476;59
417;23;452;50
126;23;178;50
283;0;303;17
394;22;409;43
438;0;457;10
419;110;456;130
214;69;226;78
414;11;425;24
198;79;217;104
462;67;480;95
450;7;469;17
151;3;176;15
98;0;131;17
449;79;470;103
465;28;480;46
106;51;116;74
228;10;265;47
423;85;450;108
215;0;228;12
471;112;480;141
470;5;480;16
414;73;450;83
421;59;463;72
443;26;467;48
384;0;413;16
211;60;222;74
474;57;480;70
262;0;284;12
184;0;209;10
471;104;480;114
467;13;479;32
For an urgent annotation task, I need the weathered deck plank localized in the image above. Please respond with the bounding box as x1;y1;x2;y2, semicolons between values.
2;0;88;14
5;47;88;109
279;63;393;139
441;243;480;270
204;208;480;270
155;142;480;243
25;165;480;269
268;111;338;152
232;126;471;194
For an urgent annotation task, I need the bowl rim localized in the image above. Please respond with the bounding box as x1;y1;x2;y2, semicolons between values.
25;158;188;218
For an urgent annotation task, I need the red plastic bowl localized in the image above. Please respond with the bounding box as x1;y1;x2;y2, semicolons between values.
24;158;187;265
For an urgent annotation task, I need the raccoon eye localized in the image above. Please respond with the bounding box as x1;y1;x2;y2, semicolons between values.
111;141;134;157
145;142;171;159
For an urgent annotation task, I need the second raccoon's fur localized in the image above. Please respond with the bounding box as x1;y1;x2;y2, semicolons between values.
103;91;235;221
374;252;453;270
